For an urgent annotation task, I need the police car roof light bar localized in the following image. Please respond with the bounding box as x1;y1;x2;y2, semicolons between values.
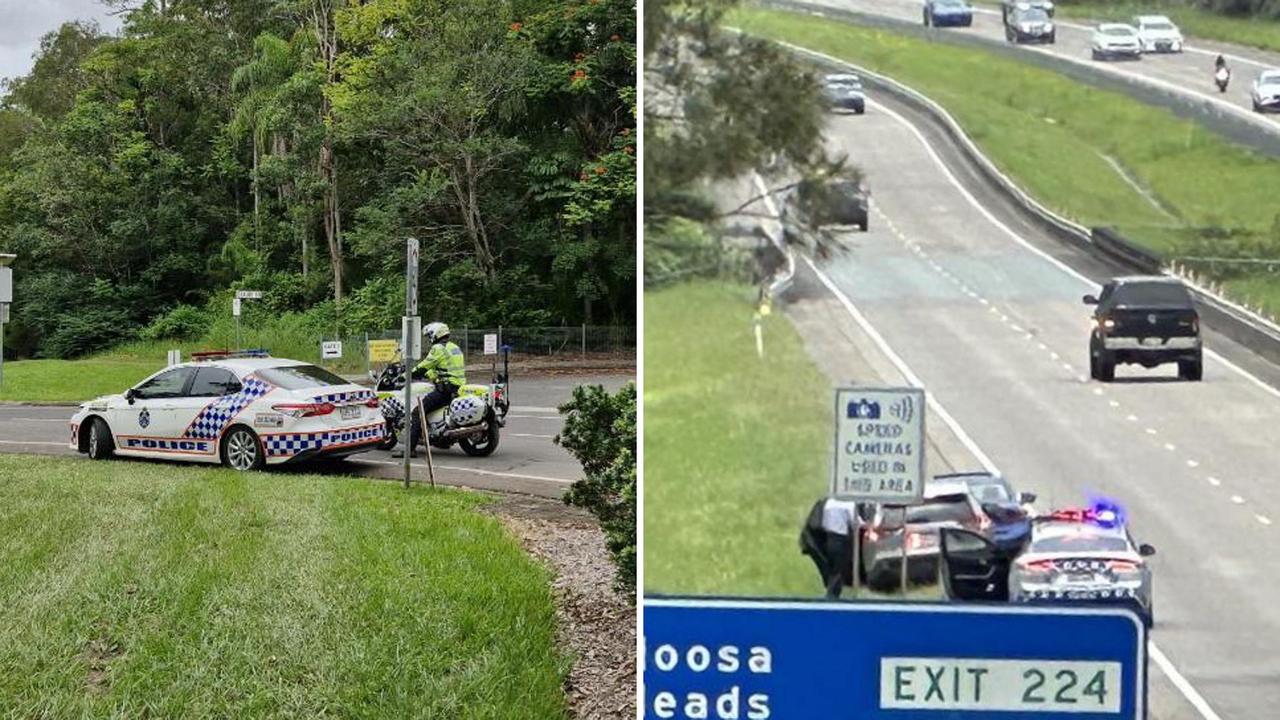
191;349;271;361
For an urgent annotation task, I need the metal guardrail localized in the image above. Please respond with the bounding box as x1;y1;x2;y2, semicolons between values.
750;22;1280;364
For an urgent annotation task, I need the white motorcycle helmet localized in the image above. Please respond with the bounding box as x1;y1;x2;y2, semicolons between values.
423;321;451;345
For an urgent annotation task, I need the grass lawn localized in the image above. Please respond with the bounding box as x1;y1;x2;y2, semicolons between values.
730;7;1280;315
0;455;567;718
0;357;158;404
1031;1;1280;55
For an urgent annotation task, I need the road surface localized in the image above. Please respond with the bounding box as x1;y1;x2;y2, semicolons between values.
0;373;631;499
756;86;1280;718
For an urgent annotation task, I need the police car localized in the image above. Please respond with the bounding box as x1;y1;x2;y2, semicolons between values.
939;502;1156;626
69;351;383;470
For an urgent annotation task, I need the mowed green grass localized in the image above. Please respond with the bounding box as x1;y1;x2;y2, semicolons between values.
1033;0;1280;55
0;357;157;404
729;8;1280;313
0;455;567;718
643;282;832;596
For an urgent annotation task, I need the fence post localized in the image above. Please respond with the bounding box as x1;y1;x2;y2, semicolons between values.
463;326;469;356
364;332;370;379
498;325;502;354
582;323;587;359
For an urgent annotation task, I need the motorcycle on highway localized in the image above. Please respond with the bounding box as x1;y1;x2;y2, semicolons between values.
371;353;510;456
1214;55;1231;93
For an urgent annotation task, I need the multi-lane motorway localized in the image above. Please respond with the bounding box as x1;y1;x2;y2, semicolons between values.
795;0;1280;129
0;374;631;499
768;85;1280;717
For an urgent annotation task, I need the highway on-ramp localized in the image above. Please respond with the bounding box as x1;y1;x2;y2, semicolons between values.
0;373;631;499
764;88;1280;717
794;0;1280;132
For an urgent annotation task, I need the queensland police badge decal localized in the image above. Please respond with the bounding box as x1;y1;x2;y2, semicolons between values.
138;408;151;428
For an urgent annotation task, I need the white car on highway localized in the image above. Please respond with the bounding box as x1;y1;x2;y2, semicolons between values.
1090;23;1142;61
70;351;384;470
1132;15;1183;53
1252;69;1280;113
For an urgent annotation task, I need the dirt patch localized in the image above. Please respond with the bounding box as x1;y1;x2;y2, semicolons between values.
487;495;635;719
82;628;124;696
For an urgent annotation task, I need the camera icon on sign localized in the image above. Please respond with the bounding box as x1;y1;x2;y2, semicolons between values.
847;399;881;419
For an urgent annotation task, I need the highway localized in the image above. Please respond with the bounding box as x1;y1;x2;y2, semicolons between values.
762;86;1280;717
0;373;631;499
796;0;1280;130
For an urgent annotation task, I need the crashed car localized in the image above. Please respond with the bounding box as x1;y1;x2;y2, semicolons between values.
1091;23;1142;61
1252;69;1280;113
1085;275;1202;381
820;73;866;114
1133;15;1183;53
858;475;1035;591
69;350;383;470
940;503;1157;626
1005;6;1055;44
924;0;974;28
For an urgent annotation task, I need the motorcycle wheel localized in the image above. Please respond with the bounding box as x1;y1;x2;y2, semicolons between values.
459;420;500;457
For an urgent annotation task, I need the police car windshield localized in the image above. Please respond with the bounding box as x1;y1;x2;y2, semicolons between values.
1030;532;1130;553
256;364;351;390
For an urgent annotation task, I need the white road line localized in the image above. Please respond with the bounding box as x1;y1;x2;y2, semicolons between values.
1164;443;1177;451
1187;459;1200;468
1258;515;1273;526
1127;414;1139;422
511;433;557;439
1146;428;1158;435
1231;495;1246;504
1208;476;1222;486
1149;643;1225;720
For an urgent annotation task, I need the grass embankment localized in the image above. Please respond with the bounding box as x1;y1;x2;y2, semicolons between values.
732;7;1280;313
644;282;832;596
1038;1;1280;55
0;455;566;718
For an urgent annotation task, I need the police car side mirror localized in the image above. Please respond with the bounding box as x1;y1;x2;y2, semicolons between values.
1018;491;1037;505
1082;294;1099;305
125;388;137;405
1139;543;1156;557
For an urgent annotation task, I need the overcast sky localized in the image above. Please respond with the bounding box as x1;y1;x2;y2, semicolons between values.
0;0;124;84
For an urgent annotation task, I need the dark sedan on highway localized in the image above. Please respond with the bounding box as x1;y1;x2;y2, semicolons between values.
1005;6;1056;44
820;73;866;114
924;0;973;27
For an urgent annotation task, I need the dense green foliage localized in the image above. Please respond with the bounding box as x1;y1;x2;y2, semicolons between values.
0;0;635;360
556;382;636;594
0;454;567;717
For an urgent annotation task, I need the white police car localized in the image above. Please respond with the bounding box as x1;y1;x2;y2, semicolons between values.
69;351;383;470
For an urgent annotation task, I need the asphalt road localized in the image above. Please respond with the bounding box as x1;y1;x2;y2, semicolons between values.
801;0;1280;129
0;373;632;499
767;92;1280;718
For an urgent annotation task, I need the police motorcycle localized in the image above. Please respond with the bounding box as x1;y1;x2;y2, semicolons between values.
370;348;510;456
1214;56;1231;93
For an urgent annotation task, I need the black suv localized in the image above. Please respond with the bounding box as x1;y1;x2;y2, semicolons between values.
1085;276;1202;381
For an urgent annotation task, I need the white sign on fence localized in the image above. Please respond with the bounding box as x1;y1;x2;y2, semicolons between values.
232;298;242;317
483;333;498;355
321;341;343;359
0;267;11;303
402;316;422;360
235;290;264;300
833;386;926;504
167;349;181;367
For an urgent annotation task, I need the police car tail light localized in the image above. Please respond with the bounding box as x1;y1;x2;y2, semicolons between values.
1018;558;1054;575
272;402;336;418
364;397;380;408
1107;559;1139;573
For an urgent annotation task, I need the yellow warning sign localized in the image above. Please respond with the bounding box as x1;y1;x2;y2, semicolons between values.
367;339;399;363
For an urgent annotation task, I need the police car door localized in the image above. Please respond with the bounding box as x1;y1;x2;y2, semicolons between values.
939;528;1012;601
166;366;244;460
113;366;196;455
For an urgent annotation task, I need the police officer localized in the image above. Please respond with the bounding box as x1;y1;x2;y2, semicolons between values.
799;496;863;599
392;321;467;458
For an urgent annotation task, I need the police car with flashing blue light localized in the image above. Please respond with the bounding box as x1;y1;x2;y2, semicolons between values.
939;502;1157;626
69;350;383;471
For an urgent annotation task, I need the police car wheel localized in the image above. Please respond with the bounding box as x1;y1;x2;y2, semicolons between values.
221;425;265;471
87;418;115;460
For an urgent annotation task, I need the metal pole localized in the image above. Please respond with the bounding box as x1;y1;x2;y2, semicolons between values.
404;237;420;490
900;506;910;596
236;314;241;350
849;509;860;598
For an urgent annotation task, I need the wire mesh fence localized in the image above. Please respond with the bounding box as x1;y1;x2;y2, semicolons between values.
315;326;636;376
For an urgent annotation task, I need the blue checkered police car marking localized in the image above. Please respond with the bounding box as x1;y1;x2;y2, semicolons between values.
182;376;275;440
263;423;383;458
312;389;375;404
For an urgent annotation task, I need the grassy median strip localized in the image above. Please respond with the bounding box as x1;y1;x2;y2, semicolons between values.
731;7;1280;312
0;455;567;718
